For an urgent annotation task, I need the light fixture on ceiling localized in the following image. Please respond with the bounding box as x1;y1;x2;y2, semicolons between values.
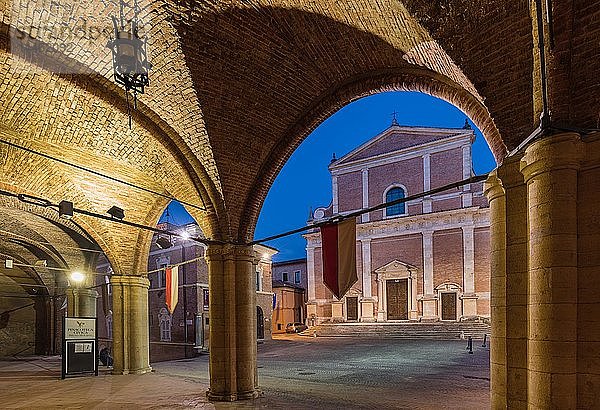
107;206;125;220
107;0;152;128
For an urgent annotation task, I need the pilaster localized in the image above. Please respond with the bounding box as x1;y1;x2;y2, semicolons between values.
422;153;432;213
421;230;436;319
361;169;369;222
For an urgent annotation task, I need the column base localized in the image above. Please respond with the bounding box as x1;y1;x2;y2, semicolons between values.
207;388;260;401
421;296;437;319
360;299;375;322
377;311;386;322
112;366;152;375
331;301;344;322
461;295;479;317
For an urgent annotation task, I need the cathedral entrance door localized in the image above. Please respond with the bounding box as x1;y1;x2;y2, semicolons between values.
346;297;358;321
386;279;408;320
441;293;457;320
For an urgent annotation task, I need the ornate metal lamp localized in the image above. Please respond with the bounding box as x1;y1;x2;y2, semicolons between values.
107;0;151;128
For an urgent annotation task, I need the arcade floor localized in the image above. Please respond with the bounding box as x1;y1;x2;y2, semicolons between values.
0;335;490;409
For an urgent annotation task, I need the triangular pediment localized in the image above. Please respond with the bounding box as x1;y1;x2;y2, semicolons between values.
374;259;417;274
331;125;470;168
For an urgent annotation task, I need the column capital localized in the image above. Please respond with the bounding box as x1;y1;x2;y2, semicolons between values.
110;275;149;289
204;243;254;262
497;154;525;189
520;133;583;182
484;171;505;202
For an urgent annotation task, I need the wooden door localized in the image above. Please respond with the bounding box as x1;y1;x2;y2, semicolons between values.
386;279;408;320
441;293;457;320
346;297;358;321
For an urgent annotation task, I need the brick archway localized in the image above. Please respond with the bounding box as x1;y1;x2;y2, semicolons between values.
238;68;501;241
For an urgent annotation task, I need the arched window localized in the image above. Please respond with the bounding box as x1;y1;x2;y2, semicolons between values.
158;308;172;341
385;187;406;216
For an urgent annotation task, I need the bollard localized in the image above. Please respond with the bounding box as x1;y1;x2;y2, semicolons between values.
481;334;487;347
467;336;473;354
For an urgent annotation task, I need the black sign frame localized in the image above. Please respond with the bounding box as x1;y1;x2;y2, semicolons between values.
61;316;98;379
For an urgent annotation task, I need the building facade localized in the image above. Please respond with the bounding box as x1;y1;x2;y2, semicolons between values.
271;259;307;332
96;222;277;362
305;122;490;324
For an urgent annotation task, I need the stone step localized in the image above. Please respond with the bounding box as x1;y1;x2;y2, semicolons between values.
304;322;491;340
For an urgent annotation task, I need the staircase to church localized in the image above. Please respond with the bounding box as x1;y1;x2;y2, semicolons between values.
303;321;490;340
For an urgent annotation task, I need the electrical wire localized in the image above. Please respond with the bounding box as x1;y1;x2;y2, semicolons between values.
0;229;104;254
250;174;489;245
0;137;206;212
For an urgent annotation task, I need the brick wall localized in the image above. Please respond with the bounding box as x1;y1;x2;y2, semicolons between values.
337;171;362;212
431;148;463;192
433;229;464;288
368;157;423;220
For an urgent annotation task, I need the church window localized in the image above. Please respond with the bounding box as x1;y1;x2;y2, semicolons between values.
385;187;406;216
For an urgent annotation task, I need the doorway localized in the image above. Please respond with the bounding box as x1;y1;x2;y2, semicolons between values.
386;279;408;320
440;293;457;321
346;297;358;321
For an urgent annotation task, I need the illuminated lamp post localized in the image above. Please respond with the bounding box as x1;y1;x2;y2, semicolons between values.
107;0;151;128
66;271;98;318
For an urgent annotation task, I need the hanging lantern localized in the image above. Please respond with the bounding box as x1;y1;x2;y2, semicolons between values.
107;0;151;127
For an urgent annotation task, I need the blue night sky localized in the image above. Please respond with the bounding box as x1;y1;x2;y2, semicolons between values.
164;91;497;261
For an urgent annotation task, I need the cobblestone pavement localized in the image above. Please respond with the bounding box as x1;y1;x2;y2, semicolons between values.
0;336;489;409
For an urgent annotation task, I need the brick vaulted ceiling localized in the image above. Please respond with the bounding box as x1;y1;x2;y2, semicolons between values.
0;1;598;268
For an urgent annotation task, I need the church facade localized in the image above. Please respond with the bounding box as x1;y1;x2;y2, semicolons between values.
305;121;490;324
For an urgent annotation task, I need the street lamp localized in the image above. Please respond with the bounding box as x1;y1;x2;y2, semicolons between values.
107;0;151;128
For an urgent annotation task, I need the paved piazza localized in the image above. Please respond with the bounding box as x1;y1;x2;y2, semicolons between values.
0;336;489;409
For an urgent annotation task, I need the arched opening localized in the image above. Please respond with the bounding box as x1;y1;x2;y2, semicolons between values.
253;90;496;407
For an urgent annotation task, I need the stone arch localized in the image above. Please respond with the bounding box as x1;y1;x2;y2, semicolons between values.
238;68;502;241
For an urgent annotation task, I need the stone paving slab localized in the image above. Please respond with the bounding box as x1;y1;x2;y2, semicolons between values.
0;336;489;409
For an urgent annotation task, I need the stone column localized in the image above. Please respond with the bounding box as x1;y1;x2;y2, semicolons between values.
361;169;369;223
66;287;98;317
520;133;581;409
421;230;436;319
206;244;258;401
461;224;477;317
498;155;529;408
484;171;507;408
360;239;375;322
422;154;432;213
110;275;151;375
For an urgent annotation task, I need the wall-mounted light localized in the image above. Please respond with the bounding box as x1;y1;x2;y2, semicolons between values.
5;259;13;269
59;200;74;219
156;236;172;249
107;206;125;220
70;271;85;284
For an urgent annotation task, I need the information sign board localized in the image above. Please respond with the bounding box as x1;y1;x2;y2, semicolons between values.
62;317;98;379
